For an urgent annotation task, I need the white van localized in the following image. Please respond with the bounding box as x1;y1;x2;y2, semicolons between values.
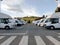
0;19;15;29
19;20;27;25
41;12;60;29
32;20;41;25
10;19;25;26
37;19;45;26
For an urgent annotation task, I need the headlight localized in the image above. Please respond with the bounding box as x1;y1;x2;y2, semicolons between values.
43;24;46;27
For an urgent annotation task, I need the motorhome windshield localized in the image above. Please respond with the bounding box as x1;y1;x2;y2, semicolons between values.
45;18;50;23
40;19;44;23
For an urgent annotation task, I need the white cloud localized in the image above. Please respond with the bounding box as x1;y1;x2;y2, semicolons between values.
2;0;23;6
1;7;41;17
43;12;53;16
1;4;10;10
1;0;41;17
1;0;24;11
22;7;41;17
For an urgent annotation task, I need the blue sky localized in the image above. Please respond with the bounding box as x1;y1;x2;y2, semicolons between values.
22;0;57;14
1;0;58;17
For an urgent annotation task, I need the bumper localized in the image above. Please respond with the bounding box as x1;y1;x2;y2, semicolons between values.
15;23;23;26
10;25;16;28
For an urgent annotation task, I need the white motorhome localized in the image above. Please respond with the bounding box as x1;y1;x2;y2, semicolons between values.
41;12;60;29
0;13;15;29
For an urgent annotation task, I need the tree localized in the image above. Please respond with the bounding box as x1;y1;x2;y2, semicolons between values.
46;15;48;17
42;15;45;18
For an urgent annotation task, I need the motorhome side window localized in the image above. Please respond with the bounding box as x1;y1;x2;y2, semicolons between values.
0;19;5;23
3;19;8;24
50;18;59;24
0;19;9;23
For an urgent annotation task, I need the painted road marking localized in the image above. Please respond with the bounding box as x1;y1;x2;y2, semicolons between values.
0;36;16;45
0;33;26;35
0;36;5;39
35;36;46;45
58;36;60;38
19;36;28;45
58;33;60;35
46;36;60;45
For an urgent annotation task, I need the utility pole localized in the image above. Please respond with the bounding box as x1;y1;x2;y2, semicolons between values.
56;0;60;7
0;0;3;12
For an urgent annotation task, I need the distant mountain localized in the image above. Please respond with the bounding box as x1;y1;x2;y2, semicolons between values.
21;16;43;23
23;16;40;18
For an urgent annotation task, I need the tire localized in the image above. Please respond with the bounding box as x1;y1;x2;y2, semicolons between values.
43;24;46;27
5;26;10;30
50;26;55;30
36;24;37;26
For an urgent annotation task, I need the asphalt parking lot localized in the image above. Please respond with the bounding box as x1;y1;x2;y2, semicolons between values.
0;24;60;45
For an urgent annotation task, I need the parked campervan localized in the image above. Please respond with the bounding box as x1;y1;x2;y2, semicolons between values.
0;13;15;29
10;19;27;26
40;12;60;29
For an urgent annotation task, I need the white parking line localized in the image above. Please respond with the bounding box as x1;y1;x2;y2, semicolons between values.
0;36;16;45
46;36;60;45
19;36;28;45
58;33;60;35
35;36;46;45
0;33;26;35
58;36;60;38
0;36;5;39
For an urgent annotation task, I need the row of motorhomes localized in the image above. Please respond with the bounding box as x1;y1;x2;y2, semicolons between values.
0;12;27;29
32;12;60;30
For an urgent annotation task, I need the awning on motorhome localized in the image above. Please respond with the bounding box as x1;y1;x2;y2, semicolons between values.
55;7;60;12
0;12;12;18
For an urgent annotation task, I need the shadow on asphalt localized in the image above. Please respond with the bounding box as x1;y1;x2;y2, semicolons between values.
45;28;60;30
0;25;24;30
